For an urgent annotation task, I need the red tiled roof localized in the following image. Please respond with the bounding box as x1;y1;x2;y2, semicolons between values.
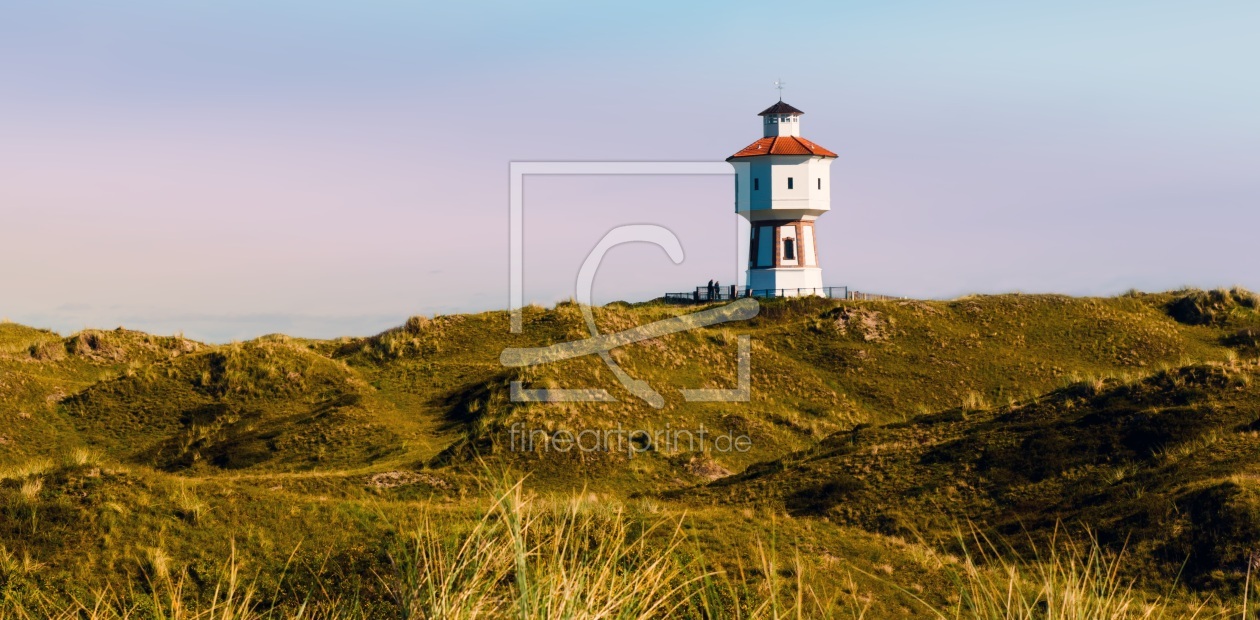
727;136;838;159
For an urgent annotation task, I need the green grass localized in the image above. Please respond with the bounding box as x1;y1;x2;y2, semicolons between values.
2;288;1260;616
4;475;1260;618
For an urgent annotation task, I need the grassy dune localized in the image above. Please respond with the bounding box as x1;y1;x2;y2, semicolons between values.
2;289;1260;617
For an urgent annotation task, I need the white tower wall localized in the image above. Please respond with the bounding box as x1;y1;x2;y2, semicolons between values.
741;157;833;219
747;267;824;293
762;113;802;137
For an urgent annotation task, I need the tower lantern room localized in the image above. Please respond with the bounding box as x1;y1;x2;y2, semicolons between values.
727;101;838;296
761;101;803;138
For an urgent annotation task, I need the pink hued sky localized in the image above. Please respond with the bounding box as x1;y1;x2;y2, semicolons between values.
2;2;1257;342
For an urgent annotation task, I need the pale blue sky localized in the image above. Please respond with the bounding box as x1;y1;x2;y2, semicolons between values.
2;1;1257;341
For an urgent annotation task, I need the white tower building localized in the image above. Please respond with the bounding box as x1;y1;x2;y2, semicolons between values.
727;101;837;296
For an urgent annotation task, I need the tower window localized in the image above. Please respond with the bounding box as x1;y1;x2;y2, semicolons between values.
783;238;796;260
817;178;822;189
753;178;759;191
787;177;794;190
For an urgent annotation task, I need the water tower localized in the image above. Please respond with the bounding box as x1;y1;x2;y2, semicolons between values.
727;100;837;295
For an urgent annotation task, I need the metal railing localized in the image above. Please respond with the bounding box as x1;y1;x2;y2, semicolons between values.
664;286;903;304
664;285;744;302
660;287;907;303
847;291;903;301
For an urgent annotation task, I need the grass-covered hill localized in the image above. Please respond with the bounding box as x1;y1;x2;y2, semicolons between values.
2;288;1260;617
681;361;1260;588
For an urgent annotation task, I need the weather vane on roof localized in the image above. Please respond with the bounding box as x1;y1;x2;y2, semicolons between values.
774;78;786;101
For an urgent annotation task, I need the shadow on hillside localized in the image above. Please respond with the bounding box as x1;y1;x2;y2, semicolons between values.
436;372;513;429
136;392;375;472
784;475;865;517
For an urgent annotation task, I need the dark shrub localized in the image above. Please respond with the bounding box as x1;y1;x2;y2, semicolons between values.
785;475;864;515
1168;288;1259;325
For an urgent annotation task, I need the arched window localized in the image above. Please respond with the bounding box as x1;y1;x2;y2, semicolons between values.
783;238;796;260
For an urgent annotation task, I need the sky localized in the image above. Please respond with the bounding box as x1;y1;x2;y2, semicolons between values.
1;1;1257;342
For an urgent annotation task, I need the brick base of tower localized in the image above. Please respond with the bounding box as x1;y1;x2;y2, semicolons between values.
747;267;825;296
